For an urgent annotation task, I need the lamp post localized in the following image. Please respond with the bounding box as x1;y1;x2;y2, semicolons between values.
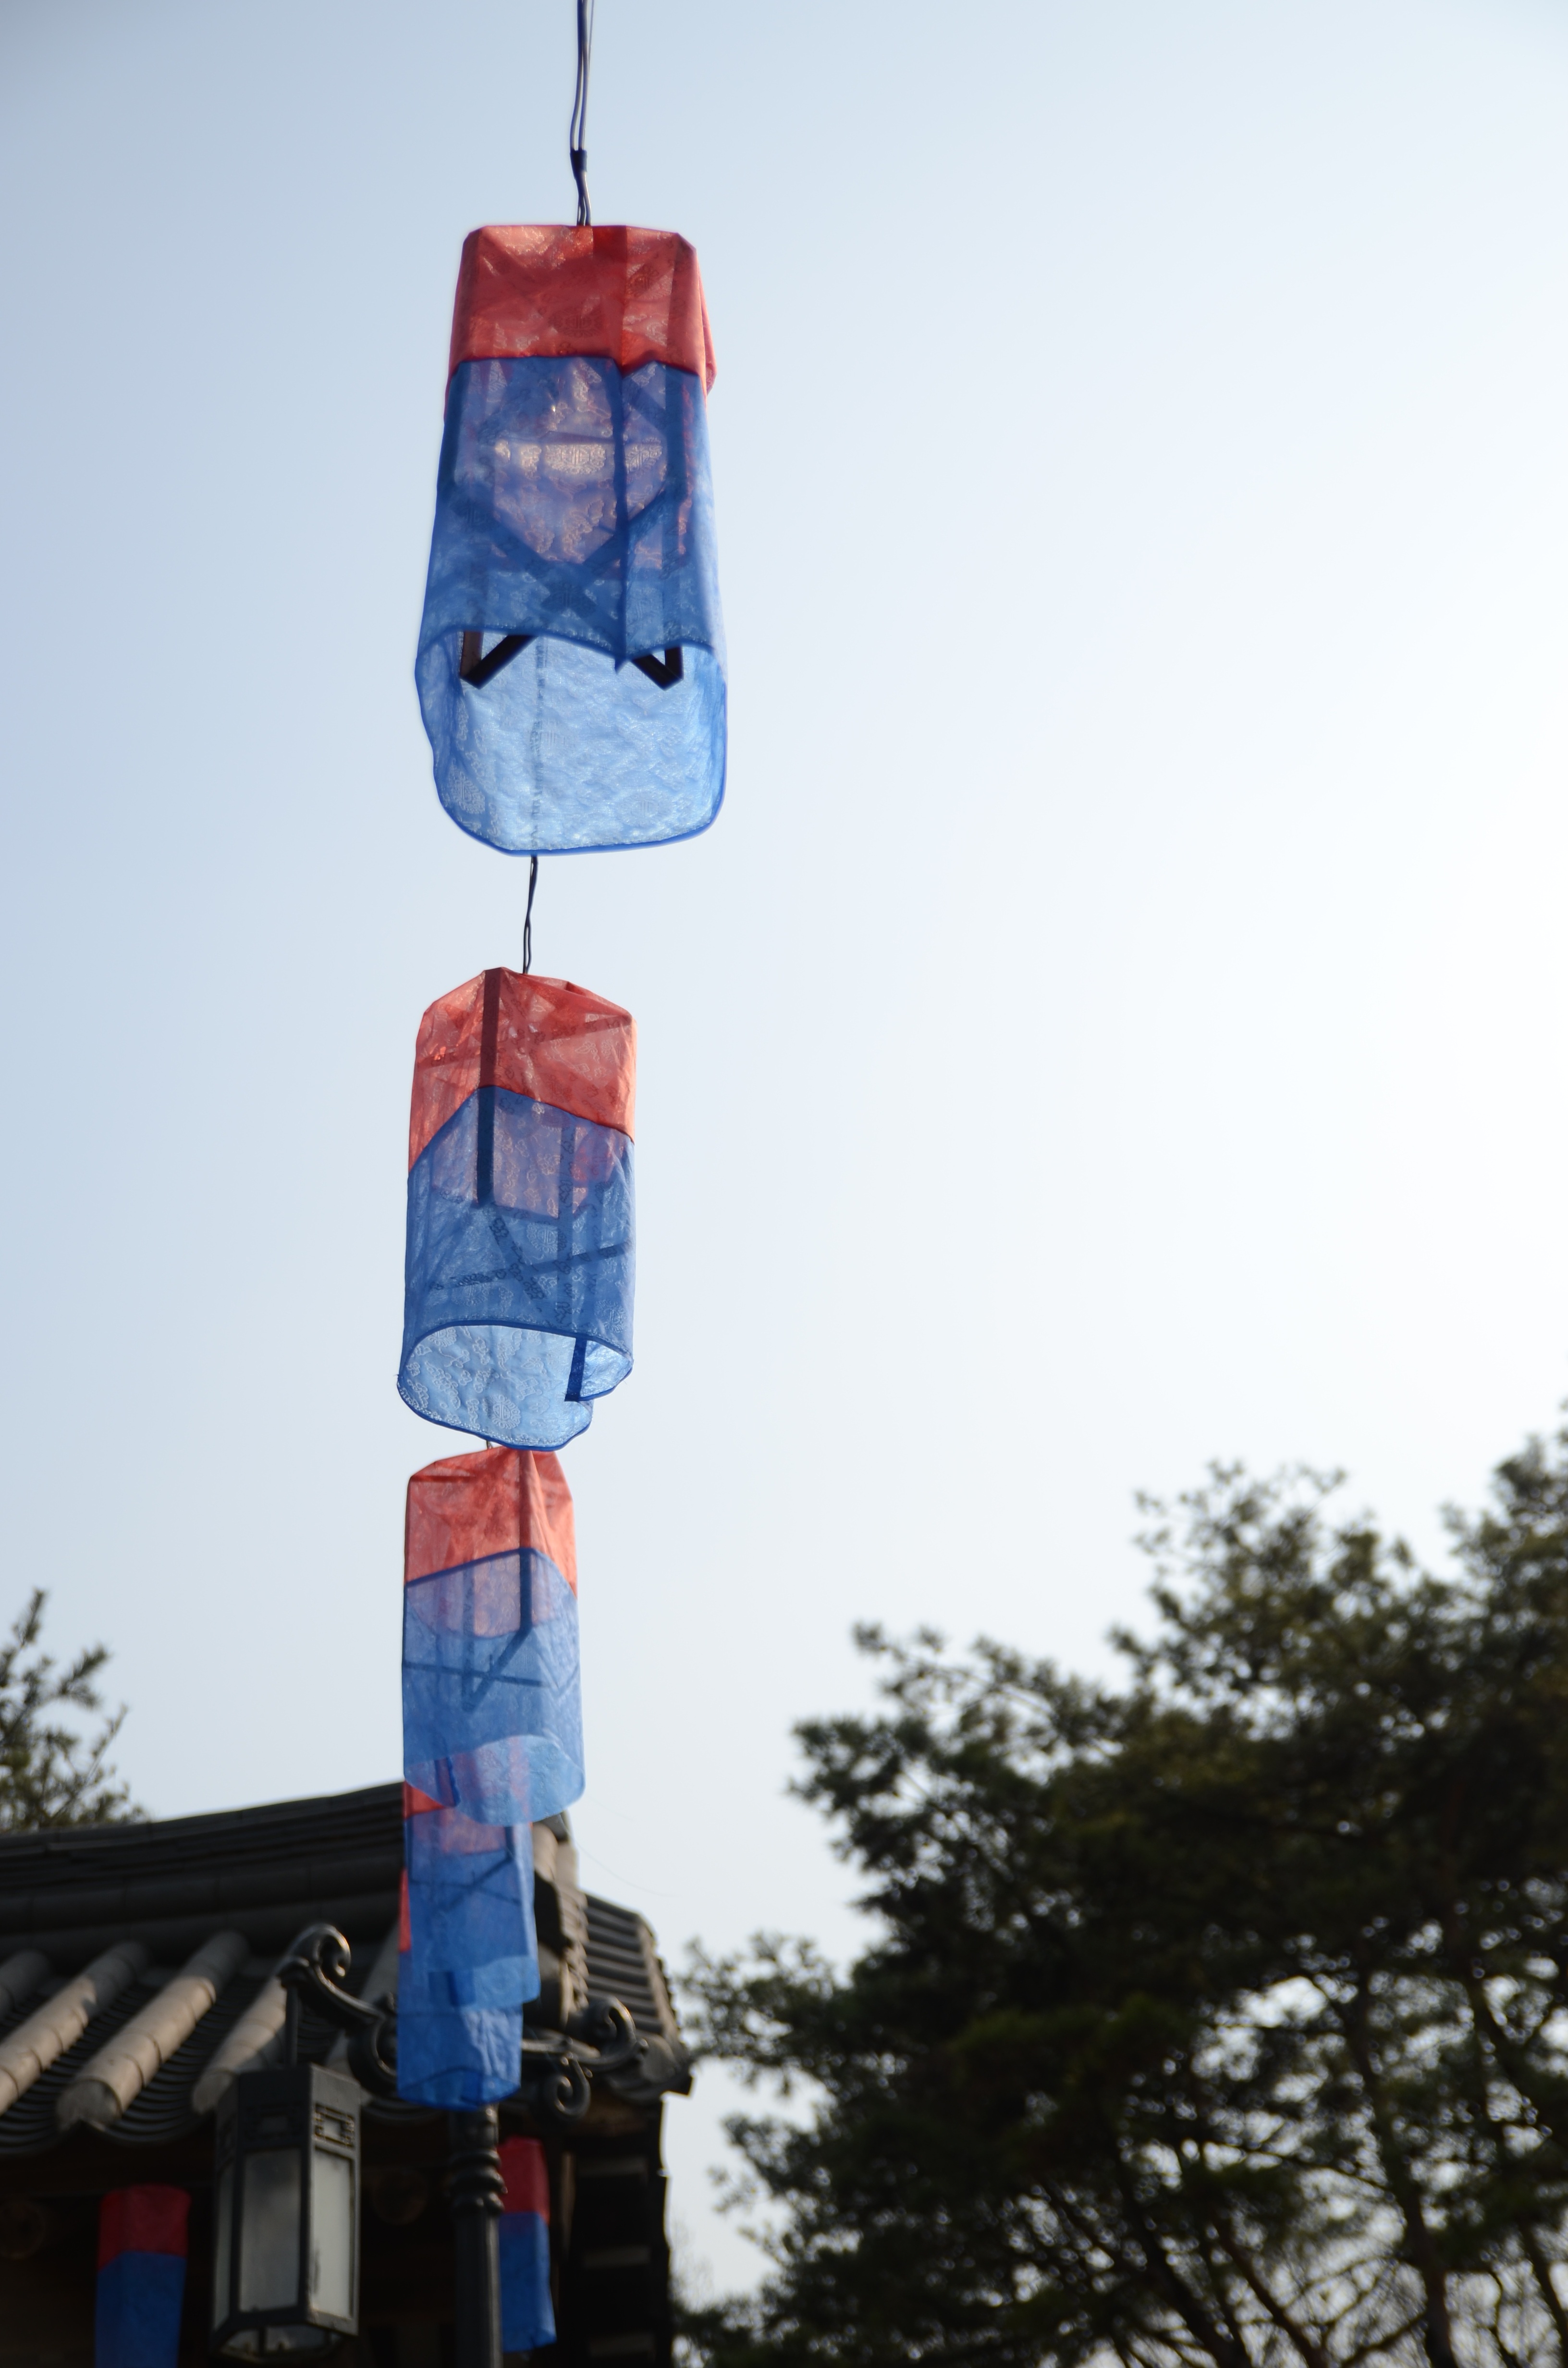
447;2109;506;2368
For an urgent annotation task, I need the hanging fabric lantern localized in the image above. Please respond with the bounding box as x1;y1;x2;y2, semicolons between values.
416;224;724;855
397;1445;585;2109
498;2138;556;2353
402;1444;583;1825
399;969;635;1450
96;2187;188;2368
396;1788;538;2109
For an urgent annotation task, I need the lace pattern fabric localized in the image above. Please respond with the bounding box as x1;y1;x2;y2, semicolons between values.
403;1447;584;1827
396;1450;583;2108
417;226;725;853
449;224;715;386
400;976;636;1449
396;1793;538;2109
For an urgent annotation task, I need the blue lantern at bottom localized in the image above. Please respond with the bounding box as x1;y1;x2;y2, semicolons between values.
397;1792;538;2110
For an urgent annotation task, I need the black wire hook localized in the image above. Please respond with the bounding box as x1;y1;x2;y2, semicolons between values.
570;0;594;227
522;856;540;974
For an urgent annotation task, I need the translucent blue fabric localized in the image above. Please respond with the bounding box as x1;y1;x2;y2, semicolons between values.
96;2254;186;2368
500;2214;555;2352
416;357;725;854
396;1969;524;2111
406;1805;537;1983
400;1087;634;1450
403;1548;583;1827
397;1808;537;2108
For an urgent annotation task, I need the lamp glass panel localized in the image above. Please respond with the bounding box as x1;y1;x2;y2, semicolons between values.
239;2149;303;2312
310;2150;355;2321
213;2163;233;2327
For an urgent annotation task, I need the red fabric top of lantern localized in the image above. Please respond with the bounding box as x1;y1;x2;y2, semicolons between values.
449;225;716;391
499;2136;551;2219
98;2187;189;2268
409;970;636;1169
405;1445;577;1594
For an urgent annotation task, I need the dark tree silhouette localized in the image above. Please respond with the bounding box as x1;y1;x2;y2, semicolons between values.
0;1590;139;1831
680;1424;1568;2368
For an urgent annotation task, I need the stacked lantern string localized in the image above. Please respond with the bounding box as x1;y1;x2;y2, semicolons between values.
393;169;723;2117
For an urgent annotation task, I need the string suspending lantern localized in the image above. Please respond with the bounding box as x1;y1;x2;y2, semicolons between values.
416;224;725;854
398;966;635;1450
397;1445;584;2109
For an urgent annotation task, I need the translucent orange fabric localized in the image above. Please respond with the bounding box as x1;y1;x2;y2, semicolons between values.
449;225;716;390
408;970;637;1168
405;1443;577;1593
499;2137;551;2219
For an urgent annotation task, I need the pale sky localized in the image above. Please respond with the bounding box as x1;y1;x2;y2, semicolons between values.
4;0;1568;2296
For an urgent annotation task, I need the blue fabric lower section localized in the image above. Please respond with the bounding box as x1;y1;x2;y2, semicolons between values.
406;1808;538;1983
500;2213;556;2352
417;631;726;855
417;356;724;854
396;1976;525;2109
426;358;722;660
96;2251;185;2368
400;1086;634;1450
404;1549;583;1826
398;1812;537;2108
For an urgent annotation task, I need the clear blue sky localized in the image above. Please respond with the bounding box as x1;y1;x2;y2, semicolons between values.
5;0;1568;2294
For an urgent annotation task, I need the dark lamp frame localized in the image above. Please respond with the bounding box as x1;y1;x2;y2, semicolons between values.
210;2061;361;2359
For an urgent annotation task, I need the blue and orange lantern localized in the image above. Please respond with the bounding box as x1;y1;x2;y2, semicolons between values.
416;224;724;854
397;1790;539;2111
397;1446;584;2110
398;967;636;1451
402;1443;583;1826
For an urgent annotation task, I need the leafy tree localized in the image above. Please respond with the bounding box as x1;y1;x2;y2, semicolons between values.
0;1589;139;1830
680;1426;1568;2368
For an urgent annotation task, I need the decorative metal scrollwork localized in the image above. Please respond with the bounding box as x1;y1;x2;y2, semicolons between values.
515;2044;592;2126
273;1925;658;2117
514;1994;644;2124
566;1995;640;2073
275;1923;400;2098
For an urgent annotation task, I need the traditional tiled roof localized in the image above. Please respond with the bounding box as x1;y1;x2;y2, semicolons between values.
0;1783;687;2157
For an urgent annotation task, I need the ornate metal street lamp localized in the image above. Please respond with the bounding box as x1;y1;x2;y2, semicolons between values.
208;2053;361;2358
261;1924;642;2368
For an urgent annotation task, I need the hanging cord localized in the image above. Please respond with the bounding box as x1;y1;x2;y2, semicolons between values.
570;0;594;226
522;857;540;974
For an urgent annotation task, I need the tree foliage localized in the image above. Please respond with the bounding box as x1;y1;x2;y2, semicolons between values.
680;1428;1568;2368
0;1590;139;1831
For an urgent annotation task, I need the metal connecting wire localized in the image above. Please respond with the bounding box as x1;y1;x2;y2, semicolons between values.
569;0;595;226
522;856;540;974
